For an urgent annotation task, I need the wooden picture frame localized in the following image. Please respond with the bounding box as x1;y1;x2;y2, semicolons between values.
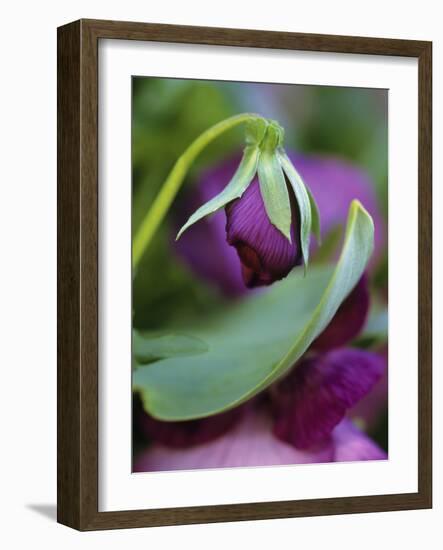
57;18;432;530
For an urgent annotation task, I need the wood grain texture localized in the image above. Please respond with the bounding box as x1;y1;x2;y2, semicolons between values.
82;18;429;56
57;20;81;528
57;19;432;531
417;42;432;507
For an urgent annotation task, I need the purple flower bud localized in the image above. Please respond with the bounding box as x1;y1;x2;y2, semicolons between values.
174;152;385;295
225;179;302;288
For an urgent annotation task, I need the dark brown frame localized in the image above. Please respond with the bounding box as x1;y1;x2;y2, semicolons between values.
57;18;432;531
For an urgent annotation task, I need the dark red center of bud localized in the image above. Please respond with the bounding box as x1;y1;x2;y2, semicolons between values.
225;179;302;288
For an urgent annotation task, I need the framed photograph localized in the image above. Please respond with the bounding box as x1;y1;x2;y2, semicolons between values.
57;19;432;530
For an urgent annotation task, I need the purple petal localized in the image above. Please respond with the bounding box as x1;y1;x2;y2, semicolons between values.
225;180;302;288
134;409;334;472
312;274;370;352
349;346;388;429
135;399;244;448
332;420;387;461
271;349;385;449
288;153;386;265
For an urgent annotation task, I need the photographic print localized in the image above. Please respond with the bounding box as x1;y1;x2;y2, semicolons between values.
57;20;432;529
131;77;389;473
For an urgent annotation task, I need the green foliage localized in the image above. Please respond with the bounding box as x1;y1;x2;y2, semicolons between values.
134;200;373;420
132;79;243;329
291;86;388;215
133;330;209;363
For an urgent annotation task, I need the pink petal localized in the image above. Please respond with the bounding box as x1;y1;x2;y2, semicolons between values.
134;410;334;472
332;420;387;462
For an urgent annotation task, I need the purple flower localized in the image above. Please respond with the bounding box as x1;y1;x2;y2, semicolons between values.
134;409;334;472
349;346;388;429
135;148;388;472
332;419;387;462
225;180;302;287
134;409;385;472
175;152;385;295
270;348;385;449
176;121;320;289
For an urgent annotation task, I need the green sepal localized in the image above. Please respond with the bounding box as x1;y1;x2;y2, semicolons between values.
245;117;268;146
278;150;316;269
306;185;321;244
257;150;292;242
133;200;374;421
261;121;284;151
176;145;260;239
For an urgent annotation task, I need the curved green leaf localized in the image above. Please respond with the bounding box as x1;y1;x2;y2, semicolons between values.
278;150;313;268
133;330;209;363
176;145;260;239
134;200;374;421
257;150;292;242
265;199;374;386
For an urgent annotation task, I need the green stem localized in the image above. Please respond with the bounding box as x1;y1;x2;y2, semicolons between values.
132;113;262;269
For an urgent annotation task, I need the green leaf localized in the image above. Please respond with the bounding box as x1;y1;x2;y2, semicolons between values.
134;200;374;421
257;150;292;242
176;145;260;239
277;150;314;268
133;330;209;363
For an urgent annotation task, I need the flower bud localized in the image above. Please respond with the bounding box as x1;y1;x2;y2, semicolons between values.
176;117;320;288
225;178;302;287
